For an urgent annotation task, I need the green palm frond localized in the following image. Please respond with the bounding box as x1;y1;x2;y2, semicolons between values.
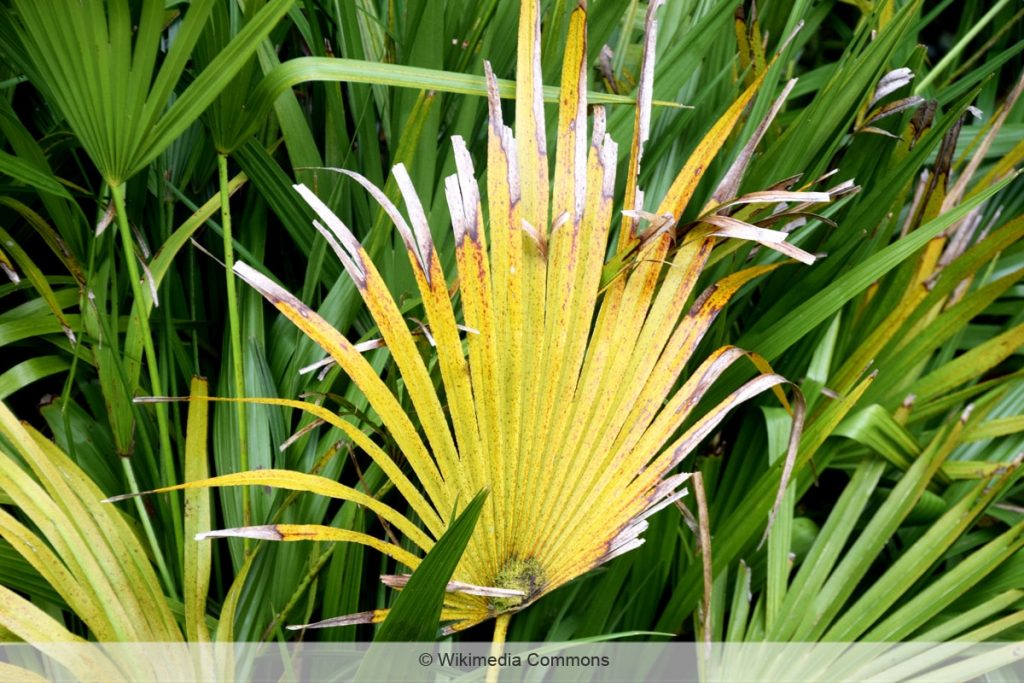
0;0;293;185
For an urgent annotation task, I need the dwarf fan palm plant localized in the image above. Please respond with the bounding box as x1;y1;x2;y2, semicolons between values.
118;0;845;639
0;0;292;420
0;0;294;589
0;378;257;679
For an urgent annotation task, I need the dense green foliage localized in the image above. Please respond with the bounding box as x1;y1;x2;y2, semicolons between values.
0;0;1022;653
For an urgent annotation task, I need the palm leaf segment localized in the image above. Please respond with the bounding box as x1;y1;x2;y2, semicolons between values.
158;0;838;634
2;0;292;185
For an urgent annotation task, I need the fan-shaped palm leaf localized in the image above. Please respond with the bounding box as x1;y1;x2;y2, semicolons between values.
0;0;293;185
0;1;293;542
120;0;843;636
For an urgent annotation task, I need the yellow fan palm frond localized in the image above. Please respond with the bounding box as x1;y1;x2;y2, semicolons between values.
136;0;845;635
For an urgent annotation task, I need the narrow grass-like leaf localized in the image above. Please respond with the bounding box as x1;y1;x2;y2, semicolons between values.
796;420;965;641
0;356;71;401
864;520;1024;641
230;58;684;150
371;489;487;642
0;585;123;681
0;148;73;198
767;458;887;641
739;173;1018;362
0;226;75;343
183;377;211;643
